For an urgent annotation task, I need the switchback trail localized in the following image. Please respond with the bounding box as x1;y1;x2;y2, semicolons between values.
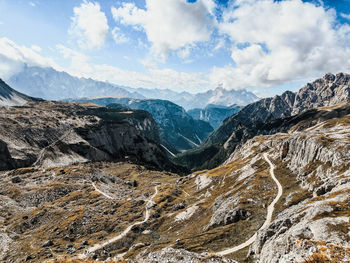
216;153;283;256
78;185;160;258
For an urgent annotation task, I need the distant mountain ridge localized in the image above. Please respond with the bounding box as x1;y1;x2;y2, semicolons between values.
7;65;258;109
126;86;259;110
8;65;145;101
188;104;242;129
175;72;350;170
67;97;214;154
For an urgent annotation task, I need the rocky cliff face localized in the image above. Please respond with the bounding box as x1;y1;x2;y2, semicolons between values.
176;73;350;170
69;97;214;154
292;72;350;115
0;100;180;172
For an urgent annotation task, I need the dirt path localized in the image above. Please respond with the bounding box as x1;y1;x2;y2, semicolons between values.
92;183;114;199
216;153;283;256
78;185;160;258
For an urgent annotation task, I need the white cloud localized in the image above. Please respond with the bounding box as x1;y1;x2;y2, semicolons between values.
54;44;209;92
56;44;93;76
177;46;191;59
31;45;41;52
214;0;350;89
341;13;350;20
111;27;129;44
70;1;109;49
29;1;36;7
0;38;208;93
0;37;59;79
0;21;3;25
111;0;215;59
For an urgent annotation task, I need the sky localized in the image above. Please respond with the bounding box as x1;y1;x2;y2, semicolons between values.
0;0;350;97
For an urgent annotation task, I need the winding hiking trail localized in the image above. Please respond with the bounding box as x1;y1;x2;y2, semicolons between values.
216;153;283;256
92;183;114;199
78;185;160;259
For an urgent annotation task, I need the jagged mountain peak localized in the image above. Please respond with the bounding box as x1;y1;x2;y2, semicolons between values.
292;72;350;115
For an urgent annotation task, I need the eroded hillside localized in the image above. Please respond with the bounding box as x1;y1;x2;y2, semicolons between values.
0;101;182;173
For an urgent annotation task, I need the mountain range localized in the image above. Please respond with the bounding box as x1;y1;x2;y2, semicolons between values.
175;73;350;170
8;65;144;101
126;86;259;110
66;97;214;154
7;65;258;109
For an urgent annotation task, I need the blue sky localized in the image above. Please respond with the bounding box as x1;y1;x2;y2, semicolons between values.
0;0;350;96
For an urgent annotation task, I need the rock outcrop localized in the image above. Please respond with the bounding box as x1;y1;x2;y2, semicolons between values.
292;72;350;115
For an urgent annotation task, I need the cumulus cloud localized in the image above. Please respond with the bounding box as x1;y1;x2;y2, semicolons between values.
111;27;129;44
55;44;209;92
70;1;109;49
213;0;350;90
111;0;215;59
91;64;209;91
0;37;59;79
341;13;350;20
0;36;209;92
56;44;93;76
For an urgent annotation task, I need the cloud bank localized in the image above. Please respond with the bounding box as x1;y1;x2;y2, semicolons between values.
111;0;215;59
70;1;109;49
